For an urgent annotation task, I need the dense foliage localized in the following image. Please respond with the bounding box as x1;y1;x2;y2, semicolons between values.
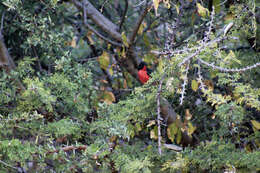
0;0;259;172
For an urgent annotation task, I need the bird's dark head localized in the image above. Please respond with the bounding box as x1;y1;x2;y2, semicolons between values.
138;62;147;70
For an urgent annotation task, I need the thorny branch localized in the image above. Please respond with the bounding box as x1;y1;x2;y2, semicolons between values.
156;75;165;155
204;7;215;42
178;36;225;67
180;60;190;105
198;58;260;72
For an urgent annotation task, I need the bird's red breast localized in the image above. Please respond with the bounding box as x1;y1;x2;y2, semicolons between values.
138;66;150;84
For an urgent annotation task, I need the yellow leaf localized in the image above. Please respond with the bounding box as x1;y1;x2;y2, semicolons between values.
124;72;133;88
210;70;217;78
143;33;150;48
187;122;196;136
102;91;115;104
150;126;158;140
69;37;77;48
135;123;142;132
185;109;192;120
121;32;129;47
251;120;260;130
224;14;234;22
87;31;94;45
213;0;221;13
123;79;127;89
175;4;180;15
176;129;182;144
153;0;159;16
166;77;175;93
167;123;178;142
138;22;146;35
109;136;117;142
157;58;164;73
108;67;113;76
147;120;156;127
98;51;110;70
196;3;209;18
128;124;135;138
204;80;214;91
191;80;198;92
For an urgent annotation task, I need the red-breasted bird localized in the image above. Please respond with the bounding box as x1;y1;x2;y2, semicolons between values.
138;62;152;84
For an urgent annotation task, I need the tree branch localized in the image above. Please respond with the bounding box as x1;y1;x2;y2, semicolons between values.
82;7;122;47
72;0;122;42
156;75;165;155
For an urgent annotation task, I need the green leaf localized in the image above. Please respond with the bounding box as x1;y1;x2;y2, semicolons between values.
98;51;110;70
102;91;116;104
196;3;209;18
150;126;158;140
187;122;196;136
121;32;129;47
153;0;159;16
191;80;198;92
167;123;178;142
176;129;182;144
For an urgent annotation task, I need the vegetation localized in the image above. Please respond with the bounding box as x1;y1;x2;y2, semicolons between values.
0;0;259;172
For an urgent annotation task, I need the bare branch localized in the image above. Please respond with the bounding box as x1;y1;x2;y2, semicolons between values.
198;58;260;72
204;6;215;42
72;0;122;42
180;61;190;105
178;36;225;67
156;75;165;155
82;5;122;47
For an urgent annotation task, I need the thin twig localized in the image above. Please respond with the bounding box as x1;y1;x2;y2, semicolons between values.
119;0;128;31
156;75;165;155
